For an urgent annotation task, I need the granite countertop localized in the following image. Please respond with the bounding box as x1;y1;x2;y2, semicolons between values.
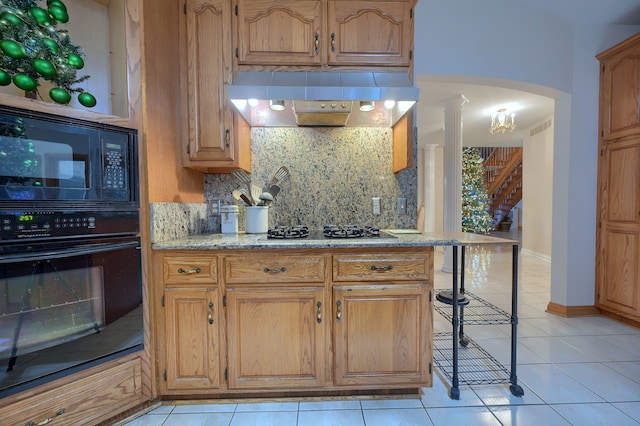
152;230;518;250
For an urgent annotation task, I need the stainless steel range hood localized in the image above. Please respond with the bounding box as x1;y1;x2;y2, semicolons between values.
228;71;419;127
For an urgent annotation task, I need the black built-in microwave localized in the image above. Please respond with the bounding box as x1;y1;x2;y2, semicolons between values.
0;106;138;205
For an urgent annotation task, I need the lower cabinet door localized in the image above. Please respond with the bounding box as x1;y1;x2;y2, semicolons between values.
164;287;221;390
333;284;432;387
226;287;326;389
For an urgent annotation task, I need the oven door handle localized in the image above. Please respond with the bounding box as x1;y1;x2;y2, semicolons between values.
0;240;140;264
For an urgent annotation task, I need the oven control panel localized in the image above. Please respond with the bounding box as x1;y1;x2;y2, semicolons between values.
0;211;139;242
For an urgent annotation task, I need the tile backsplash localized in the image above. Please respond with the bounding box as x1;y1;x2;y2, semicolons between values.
205;127;417;231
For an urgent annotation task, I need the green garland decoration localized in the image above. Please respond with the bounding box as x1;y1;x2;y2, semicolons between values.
0;0;96;107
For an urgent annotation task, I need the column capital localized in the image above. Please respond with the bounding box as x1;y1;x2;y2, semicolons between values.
440;94;469;110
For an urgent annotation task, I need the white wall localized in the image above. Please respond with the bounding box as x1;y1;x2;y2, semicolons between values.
522;116;554;259
414;0;640;307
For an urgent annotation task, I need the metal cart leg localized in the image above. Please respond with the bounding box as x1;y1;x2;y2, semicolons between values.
459;246;469;347
450;245;460;400
509;244;524;397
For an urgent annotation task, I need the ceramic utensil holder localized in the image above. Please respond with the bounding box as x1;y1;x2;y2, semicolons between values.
245;206;268;233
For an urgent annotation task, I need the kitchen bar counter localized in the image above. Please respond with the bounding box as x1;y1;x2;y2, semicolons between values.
153;230;517;250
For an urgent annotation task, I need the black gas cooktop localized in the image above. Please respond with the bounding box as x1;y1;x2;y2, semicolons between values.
267;225;396;240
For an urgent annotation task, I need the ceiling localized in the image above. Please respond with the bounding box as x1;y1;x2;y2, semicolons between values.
416;0;640;148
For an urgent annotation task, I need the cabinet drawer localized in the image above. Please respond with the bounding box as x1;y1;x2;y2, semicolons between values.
164;256;217;284
0;357;142;426
224;255;326;284
333;252;432;282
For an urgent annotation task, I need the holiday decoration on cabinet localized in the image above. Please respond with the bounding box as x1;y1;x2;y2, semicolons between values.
0;0;96;107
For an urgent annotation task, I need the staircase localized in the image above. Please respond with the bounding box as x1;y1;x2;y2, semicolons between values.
478;147;523;225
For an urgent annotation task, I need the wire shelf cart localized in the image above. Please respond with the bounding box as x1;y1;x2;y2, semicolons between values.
433;241;524;400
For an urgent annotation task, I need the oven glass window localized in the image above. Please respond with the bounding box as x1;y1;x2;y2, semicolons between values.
0;265;105;360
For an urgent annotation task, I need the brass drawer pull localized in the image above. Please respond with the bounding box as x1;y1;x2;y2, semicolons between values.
26;409;65;426
178;267;201;274
370;265;393;271
263;267;286;273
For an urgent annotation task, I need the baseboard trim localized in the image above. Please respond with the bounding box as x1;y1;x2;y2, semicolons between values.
520;249;551;262
597;308;640;329
546;302;600;317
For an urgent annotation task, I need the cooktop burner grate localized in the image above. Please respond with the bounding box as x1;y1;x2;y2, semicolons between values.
267;225;386;239
322;225;381;238
267;225;309;239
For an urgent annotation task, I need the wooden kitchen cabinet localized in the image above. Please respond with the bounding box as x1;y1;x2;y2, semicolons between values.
332;249;433;387
226;286;327;389
236;0;414;68
333;284;431;386
182;0;251;172
224;253;327;389
597;32;640;141
596;32;640;326
164;287;222;391
162;255;222;392
327;1;413;67
153;247;433;397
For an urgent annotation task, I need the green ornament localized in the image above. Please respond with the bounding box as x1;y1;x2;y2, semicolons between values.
48;0;67;9
67;53;84;69
48;5;69;23
13;73;37;91
43;38;59;54
33;58;56;77
29;7;51;26
78;92;96;108
0;70;11;86
1;12;23;27
0;40;28;59
49;87;71;104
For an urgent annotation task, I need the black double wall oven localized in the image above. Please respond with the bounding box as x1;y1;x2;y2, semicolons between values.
0;107;142;397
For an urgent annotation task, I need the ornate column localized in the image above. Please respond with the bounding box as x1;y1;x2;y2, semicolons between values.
442;95;468;272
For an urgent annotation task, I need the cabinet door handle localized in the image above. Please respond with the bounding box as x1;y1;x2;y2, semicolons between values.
26;409;66;426
178;267;201;275
316;301;322;323
370;265;393;272
335;300;341;322
263;267;287;273
208;302;214;325
224;129;230;148
330;32;336;52
314;32;319;55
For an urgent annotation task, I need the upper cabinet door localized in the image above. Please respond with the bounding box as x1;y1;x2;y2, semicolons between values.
236;0;323;66
185;0;234;162
327;1;413;66
598;34;640;141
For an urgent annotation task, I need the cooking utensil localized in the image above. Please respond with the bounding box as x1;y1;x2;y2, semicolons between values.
232;169;254;204
251;184;262;205
270;166;290;185
232;188;253;206
258;191;274;206
267;184;280;199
